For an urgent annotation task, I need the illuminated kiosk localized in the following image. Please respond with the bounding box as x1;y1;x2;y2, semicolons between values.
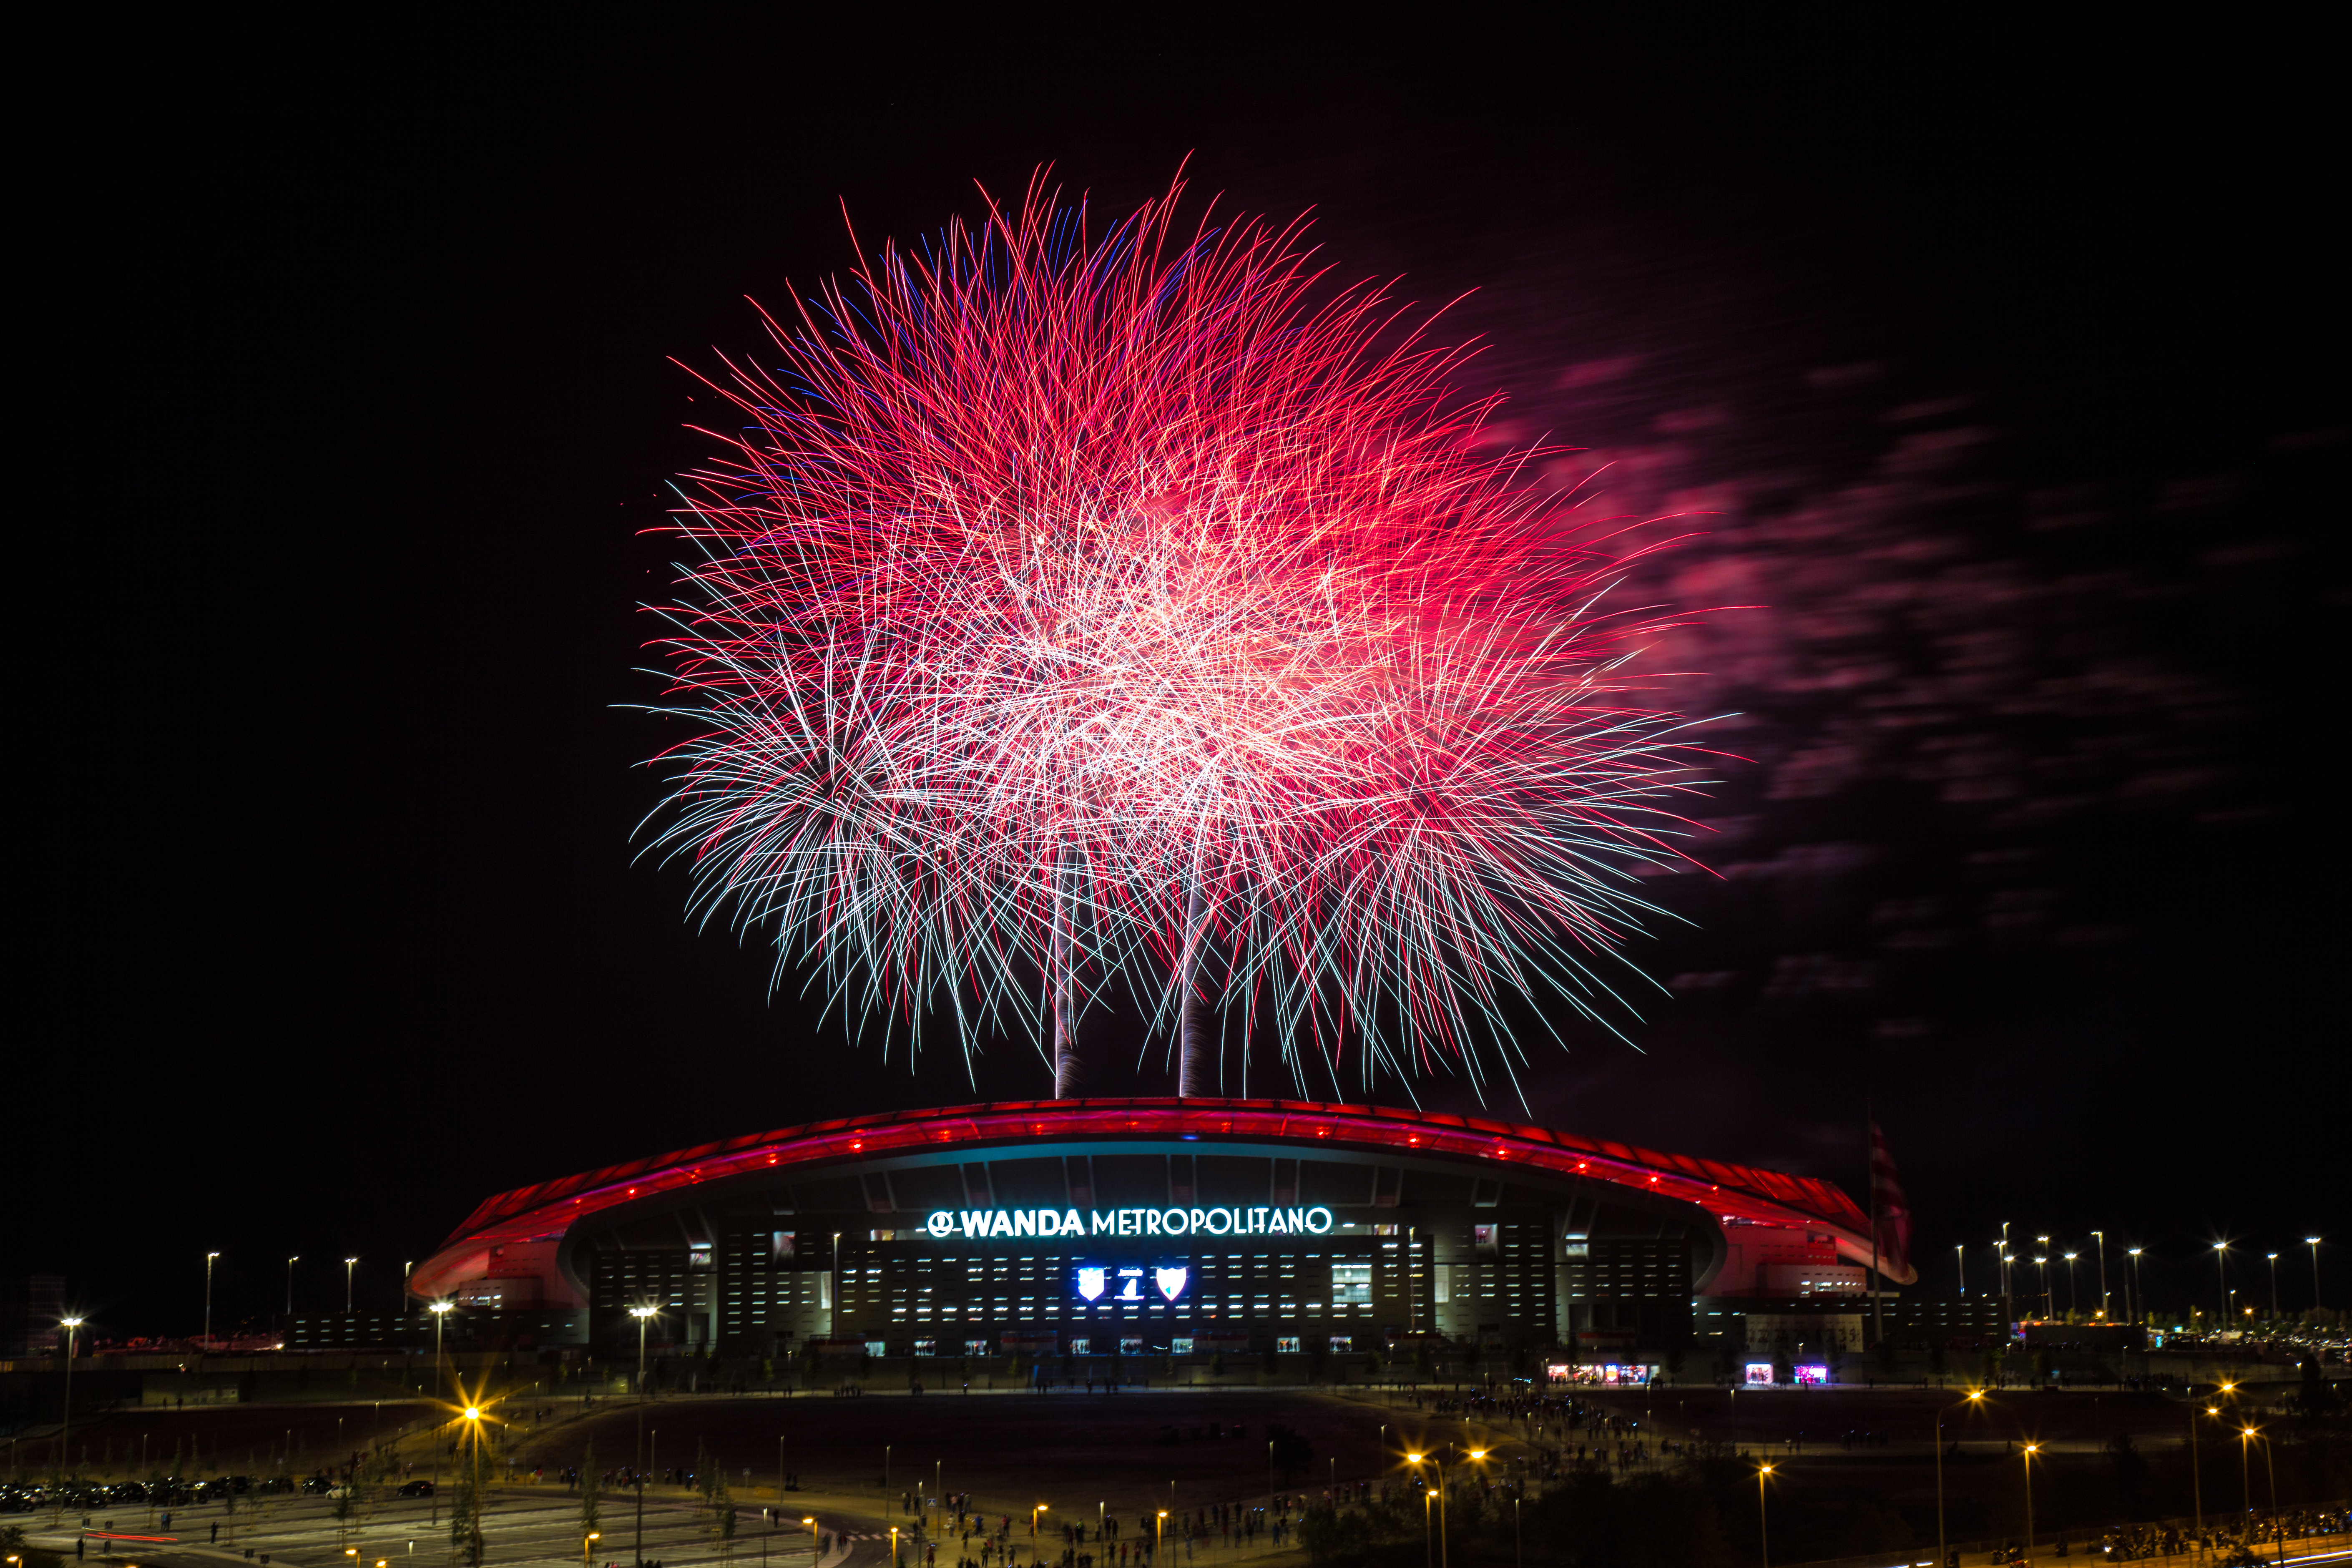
406;1099;1912;1361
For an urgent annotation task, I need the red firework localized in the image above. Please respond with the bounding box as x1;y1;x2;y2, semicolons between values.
645;171;1711;1101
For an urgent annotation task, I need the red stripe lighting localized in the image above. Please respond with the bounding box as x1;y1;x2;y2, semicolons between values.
409;1098;1891;1300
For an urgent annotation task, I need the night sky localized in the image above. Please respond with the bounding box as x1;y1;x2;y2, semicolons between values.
21;14;2342;1339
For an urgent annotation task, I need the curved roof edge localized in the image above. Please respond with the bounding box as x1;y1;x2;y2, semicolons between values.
411;1098;1912;1300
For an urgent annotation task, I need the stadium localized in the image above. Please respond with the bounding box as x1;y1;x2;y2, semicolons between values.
388;1100;1941;1376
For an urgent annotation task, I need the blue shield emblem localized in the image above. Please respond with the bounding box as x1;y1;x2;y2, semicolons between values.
1075;1267;1106;1302
1155;1266;1189;1302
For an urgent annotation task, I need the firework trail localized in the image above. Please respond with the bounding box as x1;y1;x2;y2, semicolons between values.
643;171;1716;1101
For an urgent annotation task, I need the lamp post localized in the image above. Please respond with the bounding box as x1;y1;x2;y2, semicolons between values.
1955;1245;1966;1296
1935;1390;1985;1567
461;1405;484;1568
2237;1424;2255;1537
2250;1426;2282;1566
426;1301;454;1525
2021;1442;2040;1563
1404;1449;1483;1568
2191;1400;2226;1544
585;1532;601;1568
346;1257;360;1315
2128;1249;2144;1327
1755;1463;1773;1568
58;1317;83;1485
2063;1254;2079;1321
287;1257;300;1326
2092;1231;2108;1318
2311;1237;2326;1311
2266;1255;2279;1323
1033;1504;1048;1567
803;1516;817;1567
2214;1242;2231;1329
205;1252;221;1347
2033;1255;2049;1321
1154;1510;1164;1568
631;1307;658;1568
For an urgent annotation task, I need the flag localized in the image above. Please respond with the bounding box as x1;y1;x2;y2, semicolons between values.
1869;1119;1912;1281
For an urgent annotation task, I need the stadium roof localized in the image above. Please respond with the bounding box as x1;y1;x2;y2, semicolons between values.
412;1098;1900;1301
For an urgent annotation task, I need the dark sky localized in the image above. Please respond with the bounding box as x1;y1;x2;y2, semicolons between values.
22;13;2343;1339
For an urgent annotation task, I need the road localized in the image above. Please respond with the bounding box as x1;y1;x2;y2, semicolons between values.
24;1489;884;1568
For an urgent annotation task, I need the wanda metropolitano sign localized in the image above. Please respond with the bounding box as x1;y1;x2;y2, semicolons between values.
921;1205;1339;1240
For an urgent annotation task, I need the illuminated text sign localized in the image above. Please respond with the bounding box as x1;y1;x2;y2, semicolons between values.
924;1206;1334;1240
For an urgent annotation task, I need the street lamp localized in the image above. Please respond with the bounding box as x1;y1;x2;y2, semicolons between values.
1154;1510;1165;1568
585;1532;601;1568
287;1257;300;1325
2310;1238;2326;1311
1934;1390;1985;1568
2214;1242;2231;1329
58;1317;84;1483
1403;1449;1483;1568
457;1404;484;1566
345;1256;361;1315
2063;1254;2079;1321
2237;1424;2257;1534
430;1300;455;1391
428;1301;454;1525
1033;1504;1048;1566
2266;1254;2279;1323
204;1252;221;1347
2128;1248;2144;1327
2189;1399;2236;1544
2021;1442;2040;1562
2247;1426;2283;1566
1756;1464;1773;1568
629;1306;659;1568
2033;1256;2049;1320
1955;1245;1966;1295
2092;1231;2108;1317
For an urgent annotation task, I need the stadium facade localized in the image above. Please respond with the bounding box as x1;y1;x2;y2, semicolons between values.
402;1100;1918;1364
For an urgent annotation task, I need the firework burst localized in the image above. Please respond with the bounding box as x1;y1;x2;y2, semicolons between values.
643;171;1716;1101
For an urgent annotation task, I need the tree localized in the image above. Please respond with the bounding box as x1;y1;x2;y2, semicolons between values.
1266;1425;1312;1485
450;1437;485;1568
581;1441;601;1537
2104;1434;2151;1520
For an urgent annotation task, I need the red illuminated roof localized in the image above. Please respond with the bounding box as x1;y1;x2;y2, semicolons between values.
410;1098;1886;1300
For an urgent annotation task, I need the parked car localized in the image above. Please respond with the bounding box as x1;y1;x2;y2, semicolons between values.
397;1480;436;1498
